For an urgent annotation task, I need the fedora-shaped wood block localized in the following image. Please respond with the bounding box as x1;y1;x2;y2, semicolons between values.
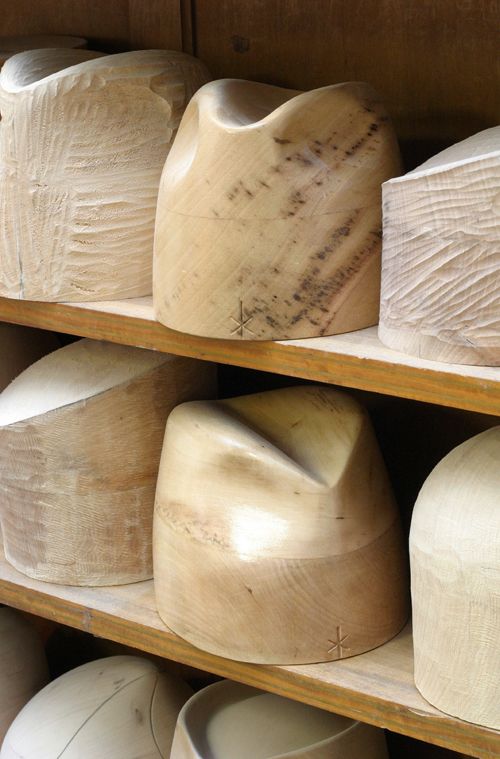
410;427;500;729
0;607;49;743
0;338;216;585
0;323;60;392
0;36;87;67
153;79;401;340
0;48;210;301
171;680;389;759
379;127;500;365
1;655;192;758
154;386;408;664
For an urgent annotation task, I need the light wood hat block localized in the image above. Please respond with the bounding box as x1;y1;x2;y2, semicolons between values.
0;323;60;392
410;427;500;729
0;338;216;585
0;48;210;301
379;126;500;365
171;679;389;759
0;35;87;67
154;385;408;664
153;78;401;340
0;606;49;743
0;655;192;758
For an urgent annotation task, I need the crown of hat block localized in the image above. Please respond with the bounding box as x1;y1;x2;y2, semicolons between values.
0;656;192;759
0;35;87;67
410;427;500;730
171;680;389;759
0;607;49;743
0;338;215;585
379;127;500;365
153;79;401;340
0;48;210;301
0;323;60;392
153;385;408;664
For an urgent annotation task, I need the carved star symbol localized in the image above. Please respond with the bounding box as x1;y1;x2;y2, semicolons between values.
327;626;350;659
230;300;255;337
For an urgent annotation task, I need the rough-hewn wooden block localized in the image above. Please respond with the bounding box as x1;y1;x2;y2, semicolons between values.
0;323;60;392
0;48;210;302
410;427;500;729
0;655;192;758
380;127;500;365
154;385;408;664
154;79;401;340
0;338;215;586
0;607;49;743
171;679;389;758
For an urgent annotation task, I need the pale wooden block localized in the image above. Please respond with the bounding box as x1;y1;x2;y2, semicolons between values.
0;338;216;586
410;427;500;729
379;127;500;365
0;607;49;743
0;35;87;67
0;48;210;302
154;385;408;664
0;655;192;758
154;79;401;340
171;679;389;759
0;323;60;392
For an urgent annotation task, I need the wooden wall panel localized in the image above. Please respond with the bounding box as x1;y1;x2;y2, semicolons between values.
192;0;499;145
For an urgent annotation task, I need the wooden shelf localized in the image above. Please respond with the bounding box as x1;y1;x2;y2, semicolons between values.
0;552;497;758
0;296;499;415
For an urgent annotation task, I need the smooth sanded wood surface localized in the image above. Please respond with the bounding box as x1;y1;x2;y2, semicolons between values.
0;551;497;757
0;297;499;416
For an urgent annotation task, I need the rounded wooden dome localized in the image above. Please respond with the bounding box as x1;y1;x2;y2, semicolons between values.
0;338;215;585
0;323;59;393
410;427;500;729
171;679;389;759
0;48;210;301
0;655;192;758
0;607;49;743
154;385;408;664
0;35;87;67
153;78;401;340
379;126;500;365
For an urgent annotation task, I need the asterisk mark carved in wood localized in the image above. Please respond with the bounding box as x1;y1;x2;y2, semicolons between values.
327;626;350;659
230;299;255;337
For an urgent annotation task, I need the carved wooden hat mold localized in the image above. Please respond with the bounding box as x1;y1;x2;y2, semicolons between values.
0;35;87;67
154;78;401;340
0;48;210;301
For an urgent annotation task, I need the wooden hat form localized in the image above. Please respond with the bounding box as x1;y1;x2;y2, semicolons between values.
0;338;216;586
153;79;401;340
0;655;192;758
379;126;500;365
0;36;87;67
0;323;60;392
154;386;408;664
0;49;210;302
410;427;500;730
0;607;49;743
171;680;389;759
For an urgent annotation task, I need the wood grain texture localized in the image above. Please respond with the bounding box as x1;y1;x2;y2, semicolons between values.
0;323;60;392
171;680;389;758
0;552;497;757
0;339;216;586
0;297;499;415
410;428;500;730
0;48;210;301
154;386;408;663
128;0;182;49
154;79;401;339
0;607;49;743
192;0;500;143
379;128;500;366
0;35;87;66
0;656;192;758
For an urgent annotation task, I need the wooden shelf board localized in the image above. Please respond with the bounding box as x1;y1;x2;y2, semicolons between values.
0;296;499;415
0;554;497;757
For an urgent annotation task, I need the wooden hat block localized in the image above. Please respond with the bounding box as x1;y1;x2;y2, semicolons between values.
154;386;408;664
0;323;60;392
153;79;401;340
0;338;216;586
0;607;49;743
0;655;192;758
171;680;389;759
0;48;210;301
379;126;500;365
410;427;500;729
0;35;87;67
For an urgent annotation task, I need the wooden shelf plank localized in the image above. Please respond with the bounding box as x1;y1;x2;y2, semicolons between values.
0;554;497;757
0;296;499;415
